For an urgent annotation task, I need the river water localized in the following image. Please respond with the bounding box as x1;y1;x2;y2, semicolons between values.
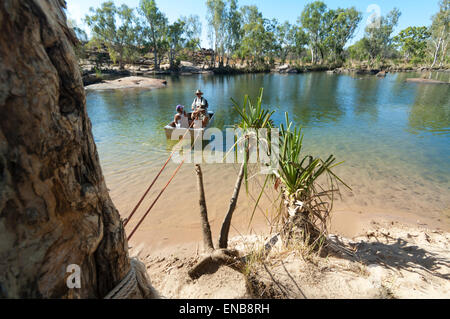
86;72;450;248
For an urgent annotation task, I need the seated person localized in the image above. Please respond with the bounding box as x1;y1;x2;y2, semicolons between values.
170;105;189;128
191;107;209;128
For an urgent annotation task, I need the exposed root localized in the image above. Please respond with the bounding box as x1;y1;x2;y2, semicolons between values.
188;249;245;279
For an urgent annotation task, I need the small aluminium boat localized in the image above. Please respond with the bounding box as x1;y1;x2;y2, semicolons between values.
164;111;215;140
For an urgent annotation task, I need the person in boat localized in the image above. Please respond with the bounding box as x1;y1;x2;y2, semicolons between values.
191;89;208;111
170;105;190;128
191;107;209;128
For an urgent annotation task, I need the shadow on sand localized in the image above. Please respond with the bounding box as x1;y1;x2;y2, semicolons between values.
328;233;449;280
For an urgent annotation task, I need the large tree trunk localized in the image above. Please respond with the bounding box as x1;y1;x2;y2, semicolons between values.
0;0;138;298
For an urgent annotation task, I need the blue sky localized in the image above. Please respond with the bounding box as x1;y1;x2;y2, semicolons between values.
66;0;441;47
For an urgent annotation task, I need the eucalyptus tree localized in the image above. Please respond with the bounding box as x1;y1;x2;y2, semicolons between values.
363;8;401;63
264;19;280;66
240;5;268;67
181;15;203;50
429;0;449;68
292;27;309;63
167;19;187;69
225;0;242;66
139;0;168;70
324;7;362;63
85;2;139;69
394;26;431;63
299;1;328;64
347;39;370;62
276;21;296;64
206;0;227;67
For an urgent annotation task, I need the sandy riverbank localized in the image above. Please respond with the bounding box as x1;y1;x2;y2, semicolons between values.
85;76;167;90
130;220;449;299
118;161;449;298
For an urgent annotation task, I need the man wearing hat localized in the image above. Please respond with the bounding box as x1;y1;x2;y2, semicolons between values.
191;89;208;111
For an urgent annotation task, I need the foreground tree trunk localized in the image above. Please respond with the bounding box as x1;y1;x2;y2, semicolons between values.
0;0;146;298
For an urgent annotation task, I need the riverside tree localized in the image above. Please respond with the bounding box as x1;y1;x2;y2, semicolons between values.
275;21;296;65
182;15;203;50
206;0;227;67
394;26;431;63
299;1;328;64
429;0;449;68
323;7;362;63
139;0;168;70
292;27;309;63
85;2;139;69
79;0;448;70
225;0;242;66
363;8;402;63
239;5;276;68
167;19;186;69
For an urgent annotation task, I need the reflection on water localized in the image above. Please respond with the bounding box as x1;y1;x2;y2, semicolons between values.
408;84;450;135
86;72;450;229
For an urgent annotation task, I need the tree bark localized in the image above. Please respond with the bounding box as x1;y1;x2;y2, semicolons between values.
218;163;245;249
0;0;135;298
431;36;443;69
195;165;214;253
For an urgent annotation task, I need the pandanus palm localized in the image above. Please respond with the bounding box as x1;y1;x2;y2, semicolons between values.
190;90;348;279
188;89;276;279
275;113;350;247
232;94;350;248
218;88;275;248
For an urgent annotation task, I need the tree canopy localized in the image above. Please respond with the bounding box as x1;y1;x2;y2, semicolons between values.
80;0;449;70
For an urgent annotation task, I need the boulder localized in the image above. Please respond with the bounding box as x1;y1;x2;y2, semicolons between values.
82;74;103;86
160;64;171;71
180;61;194;67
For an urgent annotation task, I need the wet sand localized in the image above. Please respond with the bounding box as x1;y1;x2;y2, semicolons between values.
102;156;450;251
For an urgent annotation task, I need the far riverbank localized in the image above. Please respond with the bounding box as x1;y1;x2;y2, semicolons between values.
81;58;450;86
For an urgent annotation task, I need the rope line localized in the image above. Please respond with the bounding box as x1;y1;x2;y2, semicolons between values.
127;159;186;241
126;123;204;241
124;121;195;228
104;258;158;299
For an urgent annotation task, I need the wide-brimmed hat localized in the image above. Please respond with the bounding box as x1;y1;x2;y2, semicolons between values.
195;90;204;95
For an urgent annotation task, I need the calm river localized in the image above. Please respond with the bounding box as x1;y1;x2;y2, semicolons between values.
86;72;450;248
